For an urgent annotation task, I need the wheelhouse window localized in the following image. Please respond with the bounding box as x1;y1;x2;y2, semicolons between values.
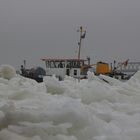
44;59;87;69
45;61;65;68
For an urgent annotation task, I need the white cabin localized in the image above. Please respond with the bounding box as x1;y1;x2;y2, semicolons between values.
41;58;89;80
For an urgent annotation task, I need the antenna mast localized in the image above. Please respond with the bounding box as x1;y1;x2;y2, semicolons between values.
77;26;86;60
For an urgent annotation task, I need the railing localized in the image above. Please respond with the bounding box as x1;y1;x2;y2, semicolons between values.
117;62;140;73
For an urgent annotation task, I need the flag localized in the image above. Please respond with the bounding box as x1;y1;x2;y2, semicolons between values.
123;59;129;67
122;59;129;67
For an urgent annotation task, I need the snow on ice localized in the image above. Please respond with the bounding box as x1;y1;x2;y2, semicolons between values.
0;65;140;140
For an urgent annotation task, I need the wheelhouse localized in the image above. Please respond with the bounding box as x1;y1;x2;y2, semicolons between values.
41;58;88;80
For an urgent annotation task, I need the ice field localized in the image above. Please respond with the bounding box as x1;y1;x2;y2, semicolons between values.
0;65;140;140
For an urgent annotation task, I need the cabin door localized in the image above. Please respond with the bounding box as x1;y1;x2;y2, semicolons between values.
66;69;70;76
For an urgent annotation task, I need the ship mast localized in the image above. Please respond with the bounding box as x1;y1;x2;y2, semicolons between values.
77;26;86;60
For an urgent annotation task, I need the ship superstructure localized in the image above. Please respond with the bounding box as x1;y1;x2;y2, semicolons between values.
41;58;89;80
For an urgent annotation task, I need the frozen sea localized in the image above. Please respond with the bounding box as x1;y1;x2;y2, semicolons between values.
0;65;140;140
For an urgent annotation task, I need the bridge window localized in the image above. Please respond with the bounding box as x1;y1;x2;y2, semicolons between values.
45;61;65;68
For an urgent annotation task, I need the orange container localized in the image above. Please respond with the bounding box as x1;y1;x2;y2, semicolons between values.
96;62;109;74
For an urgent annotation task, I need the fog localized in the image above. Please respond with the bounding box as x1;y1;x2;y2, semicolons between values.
0;0;140;70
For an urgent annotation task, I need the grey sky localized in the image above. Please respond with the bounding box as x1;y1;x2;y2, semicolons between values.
0;0;140;69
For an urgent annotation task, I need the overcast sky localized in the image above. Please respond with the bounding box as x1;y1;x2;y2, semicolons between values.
0;0;140;69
